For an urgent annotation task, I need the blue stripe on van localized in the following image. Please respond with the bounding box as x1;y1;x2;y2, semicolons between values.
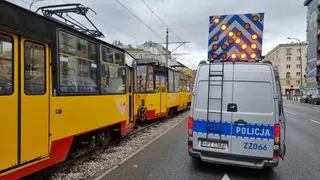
193;119;274;140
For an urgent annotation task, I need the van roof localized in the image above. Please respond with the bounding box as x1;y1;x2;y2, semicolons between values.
197;62;274;82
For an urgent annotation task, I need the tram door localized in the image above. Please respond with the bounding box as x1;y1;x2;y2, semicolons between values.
0;34;50;170
160;75;167;114
0;33;18;171
20;38;50;163
127;67;135;124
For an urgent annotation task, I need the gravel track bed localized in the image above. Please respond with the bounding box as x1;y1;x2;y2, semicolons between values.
51;111;188;180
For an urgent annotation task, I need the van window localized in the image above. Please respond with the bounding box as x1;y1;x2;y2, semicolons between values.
233;82;273;113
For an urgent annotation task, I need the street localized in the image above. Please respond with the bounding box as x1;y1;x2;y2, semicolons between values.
98;101;320;180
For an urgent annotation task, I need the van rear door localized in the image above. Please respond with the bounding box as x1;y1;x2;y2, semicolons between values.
230;64;274;158
193;63;233;154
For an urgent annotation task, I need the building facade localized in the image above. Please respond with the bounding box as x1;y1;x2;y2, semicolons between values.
304;0;319;96
264;43;307;95
115;41;180;67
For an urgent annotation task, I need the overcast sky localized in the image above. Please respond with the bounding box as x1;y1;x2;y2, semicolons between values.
10;0;307;69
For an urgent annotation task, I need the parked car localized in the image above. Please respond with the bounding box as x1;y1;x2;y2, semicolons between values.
309;95;320;105
300;94;312;103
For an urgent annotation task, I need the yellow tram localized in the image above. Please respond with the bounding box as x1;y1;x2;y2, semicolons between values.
0;1;193;179
0;2;135;179
134;59;194;121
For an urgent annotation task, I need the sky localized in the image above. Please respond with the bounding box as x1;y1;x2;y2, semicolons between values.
9;0;307;69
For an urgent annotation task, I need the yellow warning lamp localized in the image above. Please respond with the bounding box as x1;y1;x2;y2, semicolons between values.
244;23;251;30
250;53;257;59
228;31;234;37
251;34;258;40
231;53;237;59
212;44;218;50
252;15;259;22
251;43;257;49
212;53;218;59
222;53;227;59
228;38;234;44
241;44;248;50
221;24;227;31
235;38;241;44
213;17;220;24
221;44;227;50
240;53;247;59
236;31;242;37
213;35;219;41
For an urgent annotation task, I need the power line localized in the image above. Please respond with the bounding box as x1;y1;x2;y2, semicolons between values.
89;15;140;40
59;0;140;41
140;0;191;53
113;0;164;41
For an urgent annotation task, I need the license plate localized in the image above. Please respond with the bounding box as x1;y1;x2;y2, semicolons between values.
201;140;227;150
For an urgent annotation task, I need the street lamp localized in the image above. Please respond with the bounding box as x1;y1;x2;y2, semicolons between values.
287;37;303;96
29;0;44;11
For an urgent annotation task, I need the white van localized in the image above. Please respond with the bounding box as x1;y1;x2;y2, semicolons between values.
188;61;286;169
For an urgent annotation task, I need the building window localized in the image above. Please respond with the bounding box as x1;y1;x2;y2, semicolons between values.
286;48;292;56
296;72;301;76
286;80;290;85
58;31;98;93
297;56;301;61
286;72;290;78
296;64;301;68
286;64;291;69
296;80;300;84
287;57;291;61
24;41;46;95
0;34;13;95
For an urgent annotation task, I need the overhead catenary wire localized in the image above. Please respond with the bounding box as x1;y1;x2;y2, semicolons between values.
140;0;192;53
113;0;164;41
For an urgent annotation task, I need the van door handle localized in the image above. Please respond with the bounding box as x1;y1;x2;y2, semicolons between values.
234;119;247;124
227;103;237;112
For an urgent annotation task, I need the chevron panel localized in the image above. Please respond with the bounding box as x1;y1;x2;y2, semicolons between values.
208;13;264;61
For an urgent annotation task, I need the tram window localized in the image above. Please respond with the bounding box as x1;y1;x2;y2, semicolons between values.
174;72;179;92
0;34;13;95
136;65;147;92
179;74;187;92
58;31;98;93
147;66;154;91
24;41;46;95
161;75;167;92
101;63;126;94
101;45;114;63
115;50;124;65
155;75;161;92
168;70;174;92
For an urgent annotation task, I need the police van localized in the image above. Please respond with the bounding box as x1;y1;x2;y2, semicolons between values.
188;61;286;169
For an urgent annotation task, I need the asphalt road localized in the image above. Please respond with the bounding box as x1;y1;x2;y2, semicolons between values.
99;101;320;180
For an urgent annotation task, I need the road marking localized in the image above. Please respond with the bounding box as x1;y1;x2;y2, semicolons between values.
284;110;296;116
285;103;320;113
93;117;185;180
222;174;231;180
310;119;320;125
